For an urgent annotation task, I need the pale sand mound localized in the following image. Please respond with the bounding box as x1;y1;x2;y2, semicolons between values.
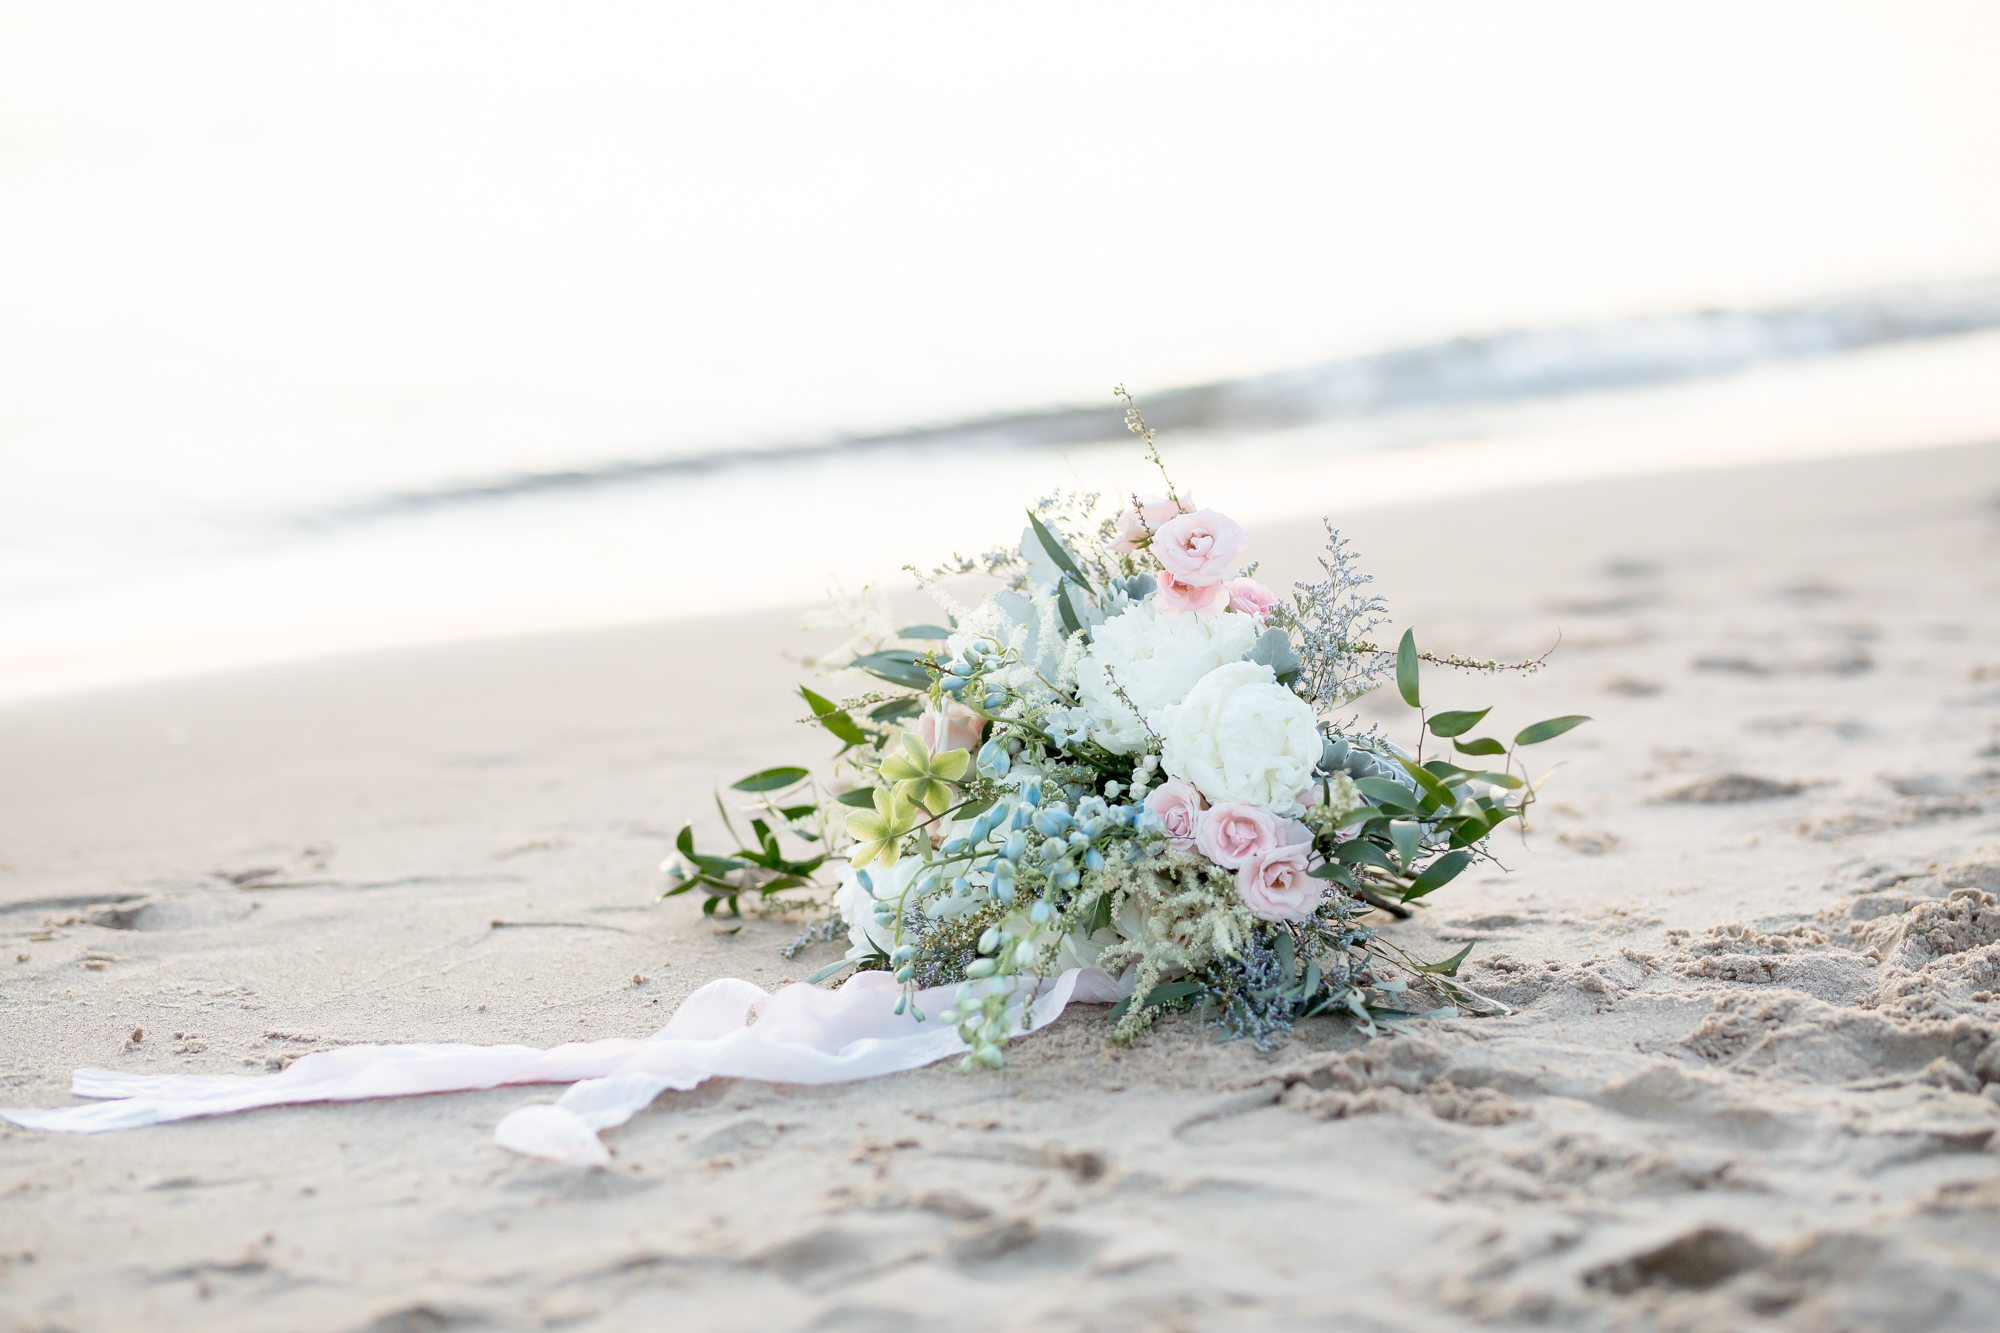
4;441;2000;1331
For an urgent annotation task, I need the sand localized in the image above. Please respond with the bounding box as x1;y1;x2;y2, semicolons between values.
4;440;2000;1332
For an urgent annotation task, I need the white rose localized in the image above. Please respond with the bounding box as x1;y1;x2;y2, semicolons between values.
1074;601;1259;754
1155;661;1321;814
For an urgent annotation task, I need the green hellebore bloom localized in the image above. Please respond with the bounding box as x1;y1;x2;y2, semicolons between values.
845;788;920;869
878;732;972;816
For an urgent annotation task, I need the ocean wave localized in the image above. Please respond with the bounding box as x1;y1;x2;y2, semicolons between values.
319;274;2000;523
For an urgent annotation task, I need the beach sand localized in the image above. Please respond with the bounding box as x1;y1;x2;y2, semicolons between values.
5;440;2000;1331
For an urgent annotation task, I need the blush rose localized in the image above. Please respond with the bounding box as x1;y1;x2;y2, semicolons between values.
1223;577;1276;622
915;702;985;756
1151;509;1249;588
1155;571;1232;616
1194;801;1288;870
1142;777;1206;851
1112;493;1195;554
1236;839;1324;922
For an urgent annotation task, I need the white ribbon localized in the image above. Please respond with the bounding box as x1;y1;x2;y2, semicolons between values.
1;967;1133;1166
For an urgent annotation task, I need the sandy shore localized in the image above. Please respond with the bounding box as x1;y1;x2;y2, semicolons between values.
5;440;2000;1331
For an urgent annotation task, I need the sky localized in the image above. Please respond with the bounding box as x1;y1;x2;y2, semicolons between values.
3;1;1998;499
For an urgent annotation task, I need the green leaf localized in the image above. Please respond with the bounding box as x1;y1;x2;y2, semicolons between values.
953;796;996;823
1085;891;1116;936
1395;757;1457;811
896;624;952;640
835;787;881;808
1137;980;1202;1008
1309;861;1356;886
1427;707;1490;738
868;697;923;723
777;803;817;821
1335;839;1396;873
799;686;868;746
675;825;696;858
850;650;934;691
1514;714;1591;746
1452;736;1508;756
1405;849;1471;899
1056;580;1083;636
1463;770;1524;790
731;766;810;793
1388;819;1422;872
1354;776;1419;811
1025;510;1092;592
1395;628;1420;708
1416;940;1480;980
805;958;854;984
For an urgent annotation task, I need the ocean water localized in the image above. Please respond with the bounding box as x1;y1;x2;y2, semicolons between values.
8;287;2000;703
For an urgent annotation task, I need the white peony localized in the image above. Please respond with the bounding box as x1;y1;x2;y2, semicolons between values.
1155;661;1321;814
1074;602;1259;754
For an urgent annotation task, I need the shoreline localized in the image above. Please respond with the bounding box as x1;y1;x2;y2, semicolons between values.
10;328;2000;707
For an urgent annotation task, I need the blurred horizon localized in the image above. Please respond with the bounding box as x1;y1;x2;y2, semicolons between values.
5;1;2000;696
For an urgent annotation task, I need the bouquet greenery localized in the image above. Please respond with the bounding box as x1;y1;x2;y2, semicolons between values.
666;405;1584;1068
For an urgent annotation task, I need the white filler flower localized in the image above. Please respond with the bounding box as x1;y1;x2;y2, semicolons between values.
1075;601;1258;754
832;855;926;961
1156;660;1321;813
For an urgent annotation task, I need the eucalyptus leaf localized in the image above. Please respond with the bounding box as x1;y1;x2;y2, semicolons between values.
805;958;855;984
835;788;881;808
1056;581;1083;636
730;766;810;793
1388;819;1422;872
850;650;934;691
1514;714;1591;746
1414;940;1476;977
1354;776;1418;810
1025;510;1092;592
1427;707;1490;738
868;697;923;723
1335;839;1396;872
1452;736;1508;756
799;686;868;746
1406;849;1470;897
1396;628;1420;708
1138;980;1202;1008
896;624;952;640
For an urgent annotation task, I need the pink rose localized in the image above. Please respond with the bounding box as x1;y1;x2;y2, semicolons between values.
1155;571;1231;616
1143;777;1206;850
915;702;985;756
1224;577;1276;622
1151;509;1249;588
1236;839;1325;922
1112;493;1195;554
1194;802;1283;869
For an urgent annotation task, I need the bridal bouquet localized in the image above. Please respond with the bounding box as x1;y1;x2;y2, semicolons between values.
0;405;1591;1164
667;407;1585;1070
